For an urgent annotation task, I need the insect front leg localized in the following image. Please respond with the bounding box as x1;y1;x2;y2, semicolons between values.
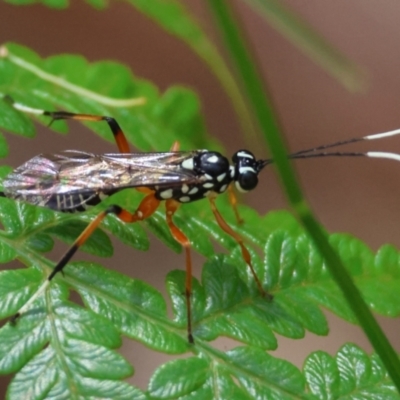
11;193;161;323
165;199;194;344
208;194;272;300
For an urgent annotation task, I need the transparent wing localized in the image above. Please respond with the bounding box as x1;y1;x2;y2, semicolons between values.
3;150;202;206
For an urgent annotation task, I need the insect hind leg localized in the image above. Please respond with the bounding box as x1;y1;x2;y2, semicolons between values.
10;205;120;323
44;112;130;154
10;195;160;324
3;95;130;153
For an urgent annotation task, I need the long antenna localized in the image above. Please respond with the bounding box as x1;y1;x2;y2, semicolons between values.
291;128;400;156
290;151;400;162
258;128;400;169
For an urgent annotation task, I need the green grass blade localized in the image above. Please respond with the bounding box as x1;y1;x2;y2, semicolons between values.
206;0;400;392
244;0;366;92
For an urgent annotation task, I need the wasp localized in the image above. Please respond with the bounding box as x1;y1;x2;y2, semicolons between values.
2;96;400;343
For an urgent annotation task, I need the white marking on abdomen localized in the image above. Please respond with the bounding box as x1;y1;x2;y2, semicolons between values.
181;184;189;193
160;189;173;199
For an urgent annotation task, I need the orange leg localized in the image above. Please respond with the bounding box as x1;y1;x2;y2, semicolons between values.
4;96;131;154
44;112;131;154
10;193;160;323
117;192;160;222
228;184;243;224
170;141;180;151
209;195;272;300
165;199;194;344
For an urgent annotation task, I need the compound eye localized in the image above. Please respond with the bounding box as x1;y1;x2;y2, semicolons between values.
237;171;258;192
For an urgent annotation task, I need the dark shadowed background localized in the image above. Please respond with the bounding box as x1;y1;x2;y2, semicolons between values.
1;0;400;392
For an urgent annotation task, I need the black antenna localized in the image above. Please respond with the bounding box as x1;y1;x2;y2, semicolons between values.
258;128;400;170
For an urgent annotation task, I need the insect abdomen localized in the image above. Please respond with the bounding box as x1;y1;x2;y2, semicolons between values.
3;191;105;213
45;192;105;212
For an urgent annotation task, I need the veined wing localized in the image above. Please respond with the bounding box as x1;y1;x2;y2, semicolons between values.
3;150;202;207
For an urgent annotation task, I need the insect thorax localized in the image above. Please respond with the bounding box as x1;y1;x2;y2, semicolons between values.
153;151;232;203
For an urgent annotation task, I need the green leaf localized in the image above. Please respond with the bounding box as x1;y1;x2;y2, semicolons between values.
75;378;147;400
225;346;305;397
363;244;400;317
0;284;143;399
4;0;69;7
304;350;340;399
189;256;277;348
0;240;17;263
0;269;43;319
68;262;188;354
0;165;13;187
304;344;400;399
45;219;114;257
0;198;111;257
147;345;310;399
0;43;212;151
148;357;209;398
0;96;35;137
